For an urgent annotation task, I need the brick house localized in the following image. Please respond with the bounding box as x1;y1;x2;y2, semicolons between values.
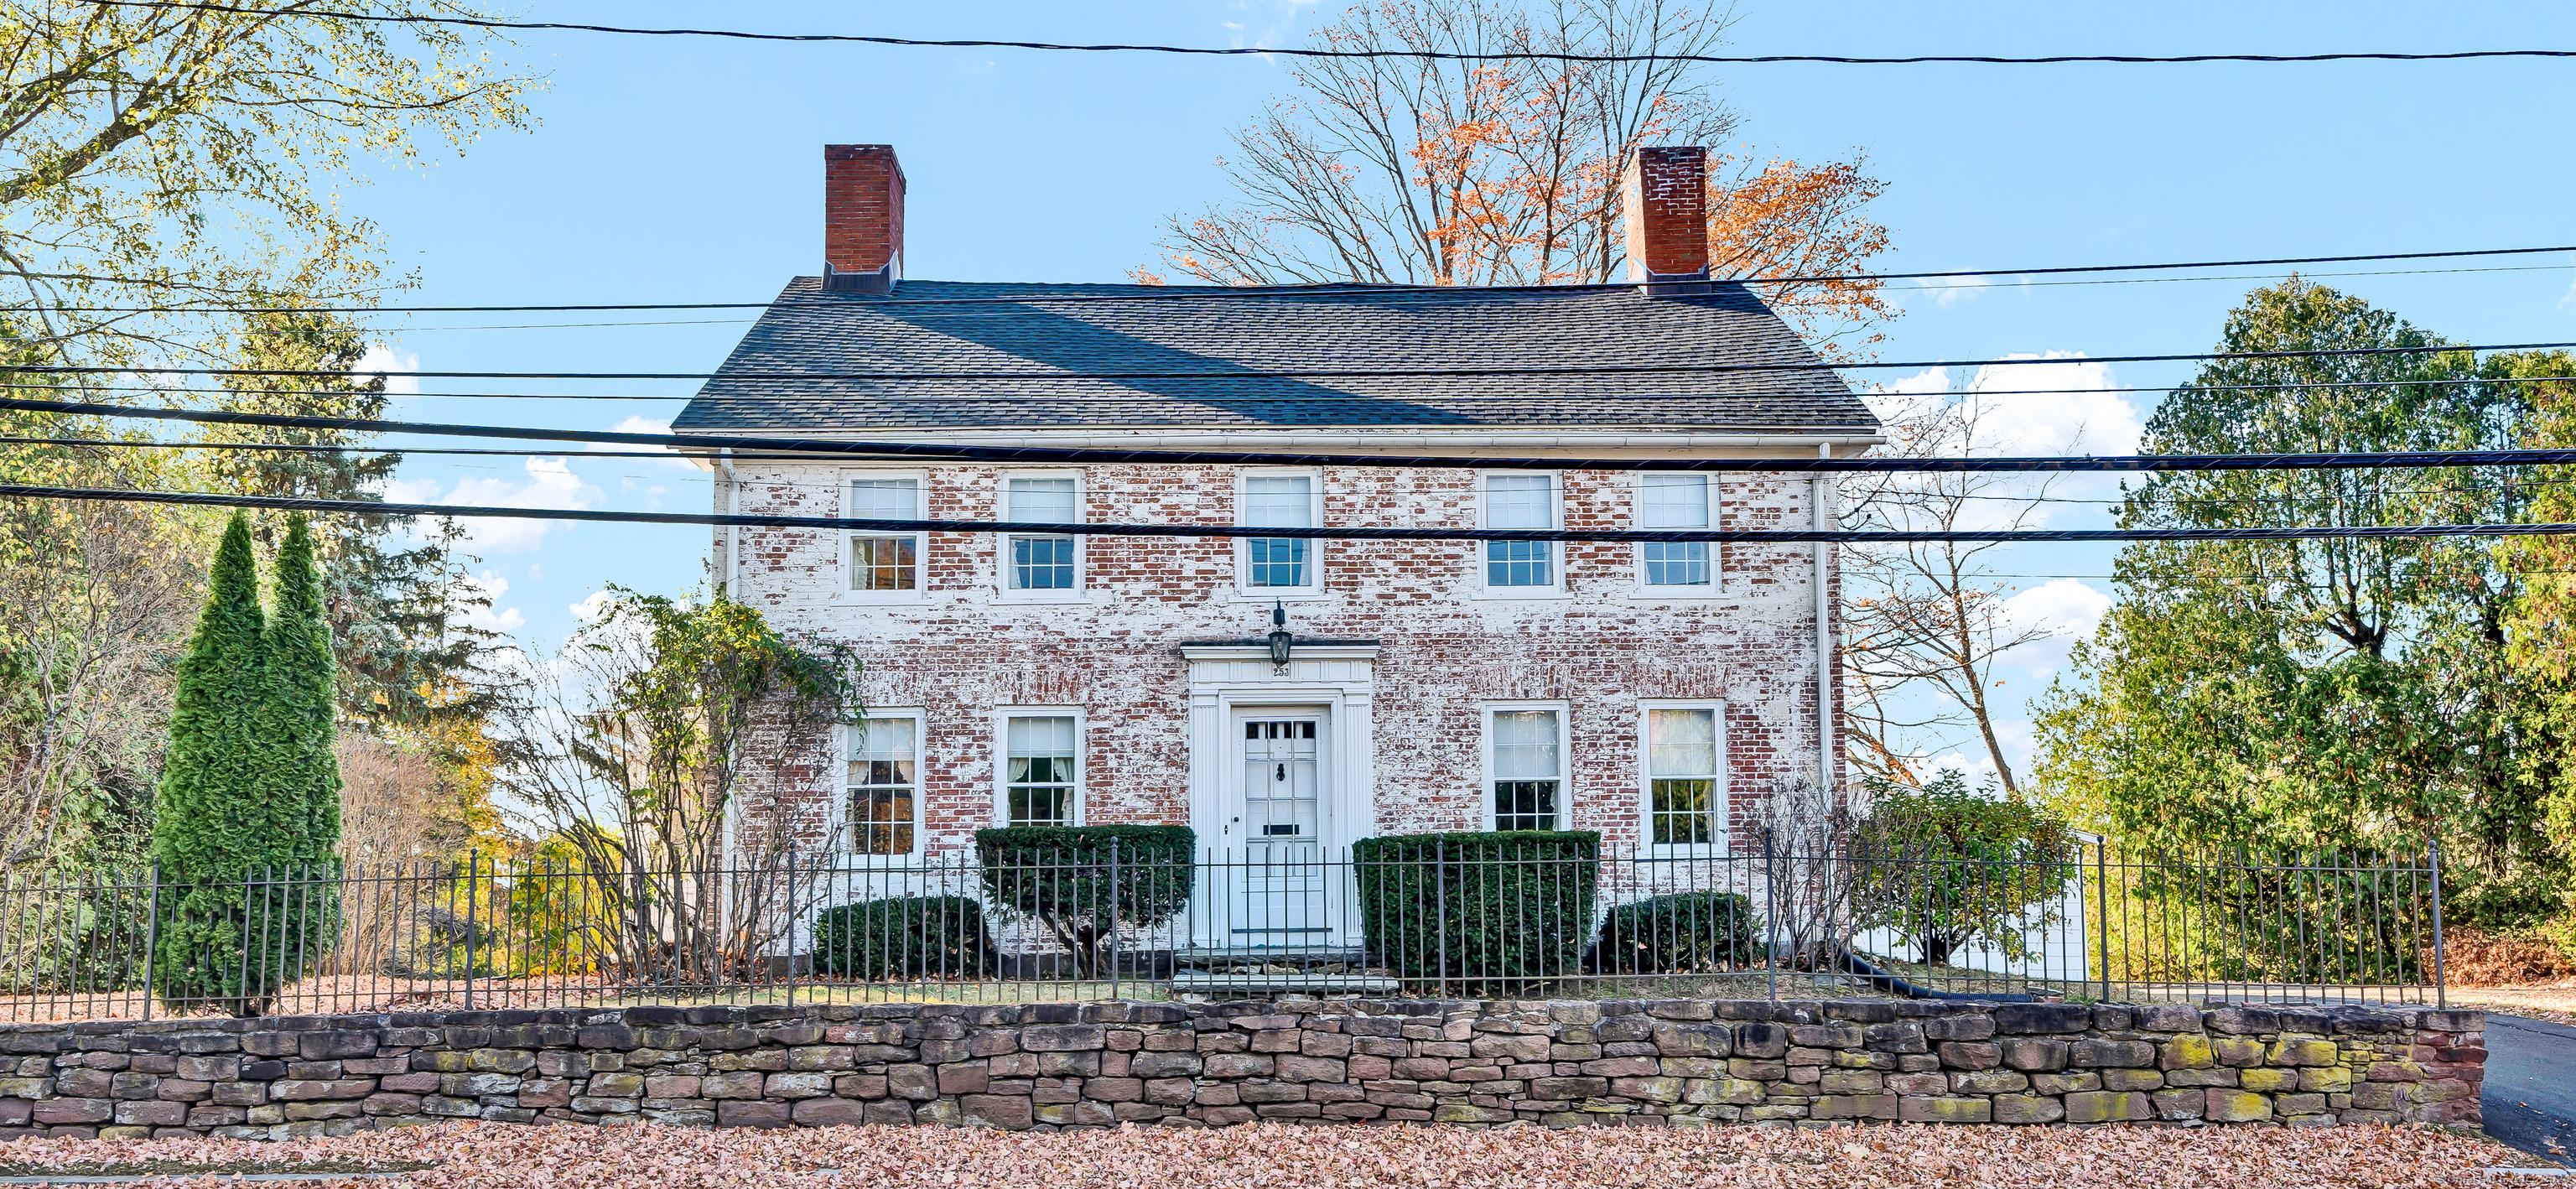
674;145;1879;944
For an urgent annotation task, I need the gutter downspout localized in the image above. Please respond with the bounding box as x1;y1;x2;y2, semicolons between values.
1812;441;1835;802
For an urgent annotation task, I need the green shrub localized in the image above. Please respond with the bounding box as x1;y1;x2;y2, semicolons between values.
1851;771;2075;966
974;825;1194;978
1352;831;1599;993
813;896;995;979
1592;891;1761;974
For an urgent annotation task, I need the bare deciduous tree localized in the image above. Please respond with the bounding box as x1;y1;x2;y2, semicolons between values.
1841;386;2100;792
1146;0;1894;355
490;589;856;985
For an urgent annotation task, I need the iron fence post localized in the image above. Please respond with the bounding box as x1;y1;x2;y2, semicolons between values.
785;841;798;1010
1761;827;1779;1003
1433;839;1448;999
139;863;161;1022
464;853;479;1011
2095;839;2111;1005
2427;837;2446;1009
1107;837;1121;1000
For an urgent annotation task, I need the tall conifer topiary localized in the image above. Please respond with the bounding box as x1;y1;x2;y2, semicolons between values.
265;515;340;857
149;513;341;1015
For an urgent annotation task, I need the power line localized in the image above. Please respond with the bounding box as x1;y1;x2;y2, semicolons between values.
16;481;2576;544
17;371;2576;408
90;3;2576;66
3;339;2568;382
18;246;2576;313
0;434;714;464
21;393;2576;475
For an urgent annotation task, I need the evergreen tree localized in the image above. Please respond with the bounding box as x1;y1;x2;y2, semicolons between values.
265;515;341;856
148;512;341;1015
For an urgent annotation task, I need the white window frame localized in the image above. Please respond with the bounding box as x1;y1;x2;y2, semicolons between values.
838;711;926;861
1233;468;1326;600
994;707;1086;828
1631;472;1722;595
997;470;1087;603
1473;470;1568;599
1481;701;1571;831
1636;700;1728;855
838;468;928;604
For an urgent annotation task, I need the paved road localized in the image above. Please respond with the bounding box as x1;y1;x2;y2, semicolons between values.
2485;1013;2576;1166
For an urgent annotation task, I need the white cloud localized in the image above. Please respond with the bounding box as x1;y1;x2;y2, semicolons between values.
2003;578;2113;642
1917;275;1992;308
356;344;421;397
413;457;603;553
2561;277;2576;315
454;569;525;634
595;415;699;471
569;589;615;624
1962;352;2142;457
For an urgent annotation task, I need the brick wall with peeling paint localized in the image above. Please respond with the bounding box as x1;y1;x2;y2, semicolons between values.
714;462;1845;854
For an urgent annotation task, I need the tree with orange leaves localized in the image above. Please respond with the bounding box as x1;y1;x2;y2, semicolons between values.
1144;0;1894;357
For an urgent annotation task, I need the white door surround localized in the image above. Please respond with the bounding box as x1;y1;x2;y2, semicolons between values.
1179;641;1379;859
1181;642;1378;953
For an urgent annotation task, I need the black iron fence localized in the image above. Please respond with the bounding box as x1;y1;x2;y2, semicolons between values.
0;839;2445;1021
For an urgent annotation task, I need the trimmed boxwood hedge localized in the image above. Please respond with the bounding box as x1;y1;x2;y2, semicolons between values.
974;825;1195;978
1353;830;1600;993
813;896;995;979
1590;890;1762;974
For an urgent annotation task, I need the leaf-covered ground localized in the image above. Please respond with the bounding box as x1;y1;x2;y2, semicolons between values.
0;1121;2542;1188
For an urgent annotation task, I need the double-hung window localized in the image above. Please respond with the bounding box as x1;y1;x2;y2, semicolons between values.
1003;714;1078;827
1639;474;1713;589
1488;708;1566;830
1005;476;1080;594
1645;706;1722;847
1483;473;1557;591
847;475;923;594
846;716;918;855
1241;473;1318;592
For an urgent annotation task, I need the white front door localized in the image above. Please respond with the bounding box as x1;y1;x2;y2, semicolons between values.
1213;711;1330;952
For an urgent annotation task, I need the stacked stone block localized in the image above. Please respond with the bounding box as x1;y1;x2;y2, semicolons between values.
0;999;2482;1139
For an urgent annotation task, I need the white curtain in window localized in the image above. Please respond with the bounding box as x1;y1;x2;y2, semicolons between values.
849;477;919;518
1007;715;1076;759
852;717;917;763
1485;475;1554;529
1243;475;1313;527
1491;710;1562;779
1008;477;1078;522
1649;709;1717;776
1639;475;1709;528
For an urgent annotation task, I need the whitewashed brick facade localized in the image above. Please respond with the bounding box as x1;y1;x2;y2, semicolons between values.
707;457;1855;859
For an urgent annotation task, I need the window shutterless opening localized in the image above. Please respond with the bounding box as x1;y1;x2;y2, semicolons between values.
1488;707;1566;830
1004;475;1080;593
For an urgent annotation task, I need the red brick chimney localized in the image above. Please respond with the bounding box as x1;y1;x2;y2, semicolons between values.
823;144;904;293
1623;146;1710;296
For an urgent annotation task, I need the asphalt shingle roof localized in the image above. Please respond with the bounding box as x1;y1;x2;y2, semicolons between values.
672;278;1876;434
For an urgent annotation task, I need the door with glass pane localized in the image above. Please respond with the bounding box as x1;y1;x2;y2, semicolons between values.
1218;713;1329;950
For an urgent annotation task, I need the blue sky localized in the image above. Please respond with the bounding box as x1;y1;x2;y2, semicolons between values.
342;1;2576;775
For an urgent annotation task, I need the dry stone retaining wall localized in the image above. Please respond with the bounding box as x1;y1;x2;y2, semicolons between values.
0;999;2483;1139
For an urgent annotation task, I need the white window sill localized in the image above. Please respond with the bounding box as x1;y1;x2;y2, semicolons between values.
995;590;1091;605
1629;584;1729;600
1470;587;1571;601
834;590;927;605
1231;589;1329;602
1640;845;1732;861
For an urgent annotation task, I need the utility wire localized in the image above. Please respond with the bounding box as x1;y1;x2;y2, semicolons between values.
88;3;2576;66
16;372;2576;407
18;481;2576;544
17;247;2576;313
3;339;2568;382
23;394;2576;475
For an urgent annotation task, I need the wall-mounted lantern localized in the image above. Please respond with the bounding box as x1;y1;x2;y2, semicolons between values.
1266;601;1294;670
